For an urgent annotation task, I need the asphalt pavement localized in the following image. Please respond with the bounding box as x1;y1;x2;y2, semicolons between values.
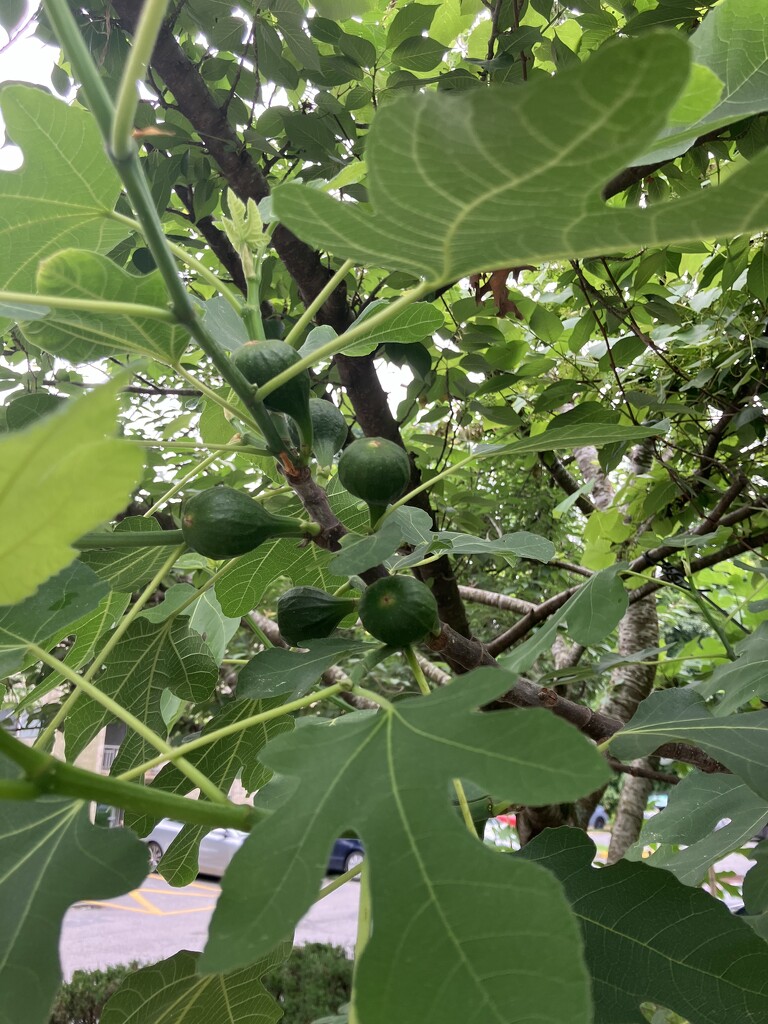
60;873;360;979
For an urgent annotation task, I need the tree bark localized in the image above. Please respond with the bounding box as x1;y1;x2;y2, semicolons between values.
606;760;655;864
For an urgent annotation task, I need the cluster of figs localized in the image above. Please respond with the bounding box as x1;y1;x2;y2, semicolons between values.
180;340;441;649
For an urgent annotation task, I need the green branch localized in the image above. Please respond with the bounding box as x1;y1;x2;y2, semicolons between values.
109;210;244;313
284;258;355;348
0;728;258;830
111;0;173;161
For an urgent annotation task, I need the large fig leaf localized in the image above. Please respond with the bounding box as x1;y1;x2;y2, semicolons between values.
610;688;768;799
65;618;218;772
742;844;768;940
520;828;768;1024
202;668;610;1024
0;86;124;300
100;946;290;1024
273;33;768;285
22;250;189;364
0;382;145;605
0;561;108;677
0;759;147;1024
627;773;768;885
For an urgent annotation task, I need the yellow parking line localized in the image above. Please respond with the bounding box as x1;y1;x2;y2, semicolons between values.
140;888;217;899
129;891;164;915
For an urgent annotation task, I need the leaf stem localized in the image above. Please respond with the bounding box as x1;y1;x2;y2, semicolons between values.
128;438;268;454
43;0;117;137
0;289;176;320
352;686;393;711
350;860;372;1024
283;258;355;349
452;779;478;838
46;0;296;464
142;449;223;519
163;556;242;621
110;0;173;161
315;862;362;899
171;364;259;428
682;554;737;660
258;281;434;401
117;681;348;781
379;452;475;525
404;645;431;696
0;728;256;829
73;529;186;549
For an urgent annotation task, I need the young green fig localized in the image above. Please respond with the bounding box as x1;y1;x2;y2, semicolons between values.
337;436;411;526
277;586;358;646
181;486;317;560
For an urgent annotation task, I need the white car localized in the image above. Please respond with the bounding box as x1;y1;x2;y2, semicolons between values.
144;819;248;875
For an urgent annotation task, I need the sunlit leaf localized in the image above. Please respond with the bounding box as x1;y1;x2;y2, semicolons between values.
22;250;189;363
274;34;768;285
639;0;768;162
0;86;124;301
0;382;145;605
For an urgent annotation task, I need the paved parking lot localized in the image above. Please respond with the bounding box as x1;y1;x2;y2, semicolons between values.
60;874;360;978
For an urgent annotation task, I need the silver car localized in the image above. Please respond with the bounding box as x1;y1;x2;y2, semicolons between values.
144;819;248;876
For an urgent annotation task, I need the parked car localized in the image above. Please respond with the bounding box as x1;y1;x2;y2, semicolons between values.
143;819;364;878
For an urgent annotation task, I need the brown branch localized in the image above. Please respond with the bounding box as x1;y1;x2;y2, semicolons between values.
457;586;535;615
606;757;680;785
538;452;597;516
628;527;768;604
627;494;765;578
175;183;247;294
602;127;730;201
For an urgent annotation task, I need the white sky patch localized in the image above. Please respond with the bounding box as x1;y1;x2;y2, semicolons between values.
0;1;57;169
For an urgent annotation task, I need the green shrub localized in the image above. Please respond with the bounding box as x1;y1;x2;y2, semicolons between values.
50;963;141;1024
49;945;351;1024
263;943;352;1024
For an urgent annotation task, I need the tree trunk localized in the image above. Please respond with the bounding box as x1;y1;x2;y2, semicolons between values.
606;760;655;864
